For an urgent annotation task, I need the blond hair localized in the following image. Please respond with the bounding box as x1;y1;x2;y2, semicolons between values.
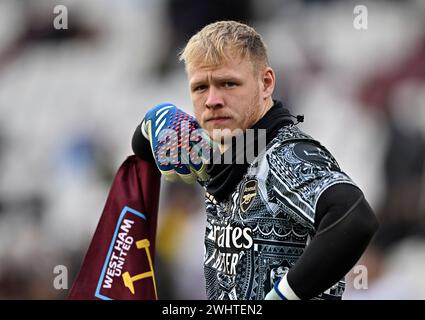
179;21;269;73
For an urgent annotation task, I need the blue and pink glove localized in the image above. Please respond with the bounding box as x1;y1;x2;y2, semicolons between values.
140;103;213;184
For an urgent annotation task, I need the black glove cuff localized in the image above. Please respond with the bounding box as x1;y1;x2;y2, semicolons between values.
131;122;156;165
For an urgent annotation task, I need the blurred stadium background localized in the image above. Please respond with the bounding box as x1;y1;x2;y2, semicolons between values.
0;0;424;299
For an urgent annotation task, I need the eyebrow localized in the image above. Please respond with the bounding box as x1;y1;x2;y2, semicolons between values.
214;74;242;82
190;74;242;88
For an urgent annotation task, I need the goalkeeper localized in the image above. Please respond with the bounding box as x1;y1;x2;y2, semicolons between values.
132;21;379;300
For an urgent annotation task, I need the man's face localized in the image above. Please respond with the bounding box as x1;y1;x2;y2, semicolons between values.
187;55;267;142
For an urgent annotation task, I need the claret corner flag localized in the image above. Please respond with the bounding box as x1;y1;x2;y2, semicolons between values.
69;156;160;300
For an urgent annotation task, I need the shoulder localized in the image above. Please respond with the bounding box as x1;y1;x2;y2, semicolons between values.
267;126;341;171
264;126;357;216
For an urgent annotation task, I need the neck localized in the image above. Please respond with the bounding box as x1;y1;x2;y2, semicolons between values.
260;97;274;119
252;97;274;132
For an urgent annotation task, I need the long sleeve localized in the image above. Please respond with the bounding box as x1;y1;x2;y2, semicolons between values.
286;183;379;299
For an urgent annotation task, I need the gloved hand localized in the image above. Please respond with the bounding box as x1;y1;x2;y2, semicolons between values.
141;103;213;184
264;282;286;300
264;274;300;300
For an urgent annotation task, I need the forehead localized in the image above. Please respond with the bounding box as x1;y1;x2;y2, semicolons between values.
187;56;255;83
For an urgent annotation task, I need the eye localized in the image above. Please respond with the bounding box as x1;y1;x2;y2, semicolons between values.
223;82;237;88
193;85;207;92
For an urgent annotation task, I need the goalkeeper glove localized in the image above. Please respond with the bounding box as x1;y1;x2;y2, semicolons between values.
264;274;300;300
142;103;213;184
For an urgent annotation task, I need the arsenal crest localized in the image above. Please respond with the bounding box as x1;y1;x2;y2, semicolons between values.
240;179;257;212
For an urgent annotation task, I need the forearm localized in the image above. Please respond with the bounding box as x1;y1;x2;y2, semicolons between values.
285;185;379;299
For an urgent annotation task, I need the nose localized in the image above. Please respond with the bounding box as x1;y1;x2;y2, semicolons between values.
205;86;223;110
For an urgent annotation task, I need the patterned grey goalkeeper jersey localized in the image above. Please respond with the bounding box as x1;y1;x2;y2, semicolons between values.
203;125;357;300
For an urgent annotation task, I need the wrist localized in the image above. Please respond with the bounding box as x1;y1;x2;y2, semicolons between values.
274;273;300;300
141;119;149;140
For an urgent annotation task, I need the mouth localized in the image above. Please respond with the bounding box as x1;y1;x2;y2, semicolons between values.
205;117;232;125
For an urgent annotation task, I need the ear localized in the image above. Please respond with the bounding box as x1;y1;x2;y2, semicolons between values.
261;67;275;100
